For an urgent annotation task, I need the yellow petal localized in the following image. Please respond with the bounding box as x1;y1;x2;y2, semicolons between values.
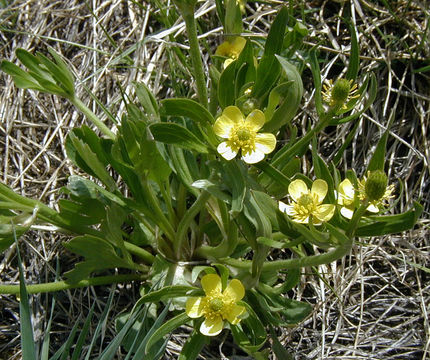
217;142;238;160
224;106;244;123
278;201;289;213
225;304;246;325
213;112;237;138
311;179;328;204
242;149;265;164
245;109;265;131
288;179;309;202
186;297;204;318
215;41;232;56
339;179;354;200
201;274;222;295
366;203;379;213
200;316;224;336
223;279;245;301
255;133;276;154
314;204;335;222
223;58;235;68
231;36;246;54
340;206;354;219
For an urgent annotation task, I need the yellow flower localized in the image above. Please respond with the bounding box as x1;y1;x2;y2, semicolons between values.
237;0;246;12
186;274;246;336
322;78;359;109
213;106;276;164
279;179;335;225
358;171;395;213
216;36;246;68
337;178;356;219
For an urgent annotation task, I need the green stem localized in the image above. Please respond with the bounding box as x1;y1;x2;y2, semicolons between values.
124;241;155;264
69;97;116;140
195;220;238;259
158;180;178;227
221;235;354;273
141;181;176;243
182;13;208;108
0;273;146;295
346;200;369;238
272;108;337;168
174;191;211;259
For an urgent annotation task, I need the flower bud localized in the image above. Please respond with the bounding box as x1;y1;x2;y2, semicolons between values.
331;78;353;106
364;170;388;201
240;98;257;115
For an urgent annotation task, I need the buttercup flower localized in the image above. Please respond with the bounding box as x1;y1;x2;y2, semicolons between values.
358;171;395;213
213;106;276;164
337;178;356;219
322;78;359;109
279;179;335;225
215;36;246;68
186;274;246;336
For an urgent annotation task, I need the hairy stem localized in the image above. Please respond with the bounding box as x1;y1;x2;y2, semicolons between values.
0;273;146;295
182;13;208;108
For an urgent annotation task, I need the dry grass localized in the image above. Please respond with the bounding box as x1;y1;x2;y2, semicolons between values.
0;0;429;359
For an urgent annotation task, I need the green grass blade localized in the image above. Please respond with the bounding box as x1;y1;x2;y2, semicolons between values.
14;223;37;360
70;302;95;360
84;288;115;360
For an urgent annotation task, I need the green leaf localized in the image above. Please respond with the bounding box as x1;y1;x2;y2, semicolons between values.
257;237;286;249
37;52;75;96
231;301;267;354
135;285;202;309
192;179;230;202
309;49;323;116
66;175;125;207
178;331;209;360
224;160;246;216
252;55;281;100
48;47;75;93
345;22;360;81
63;235;136;283
264;6;288;57
149;123;208;153
367;128;389;172
262;55;303;133
356;202;422;237
131;305;170;359
161;98;215;126
0;60;43;90
218;60;237;108
145;312;190;353
225;0;243;34
66;131;116;191
263;291;312;324
134;81;159;117
270;326;293;360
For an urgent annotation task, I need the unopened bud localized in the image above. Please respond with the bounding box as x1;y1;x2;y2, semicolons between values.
365;170;388;201
241;98;257;115
331;78;352;107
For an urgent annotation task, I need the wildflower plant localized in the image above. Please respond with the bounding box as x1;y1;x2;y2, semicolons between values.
0;2;422;359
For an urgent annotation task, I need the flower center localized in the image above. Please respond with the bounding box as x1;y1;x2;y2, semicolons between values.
297;193;314;208
228;124;256;155
209;298;224;312
236;128;251;141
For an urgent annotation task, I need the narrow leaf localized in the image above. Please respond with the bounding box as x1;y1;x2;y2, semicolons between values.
149;123;208;153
